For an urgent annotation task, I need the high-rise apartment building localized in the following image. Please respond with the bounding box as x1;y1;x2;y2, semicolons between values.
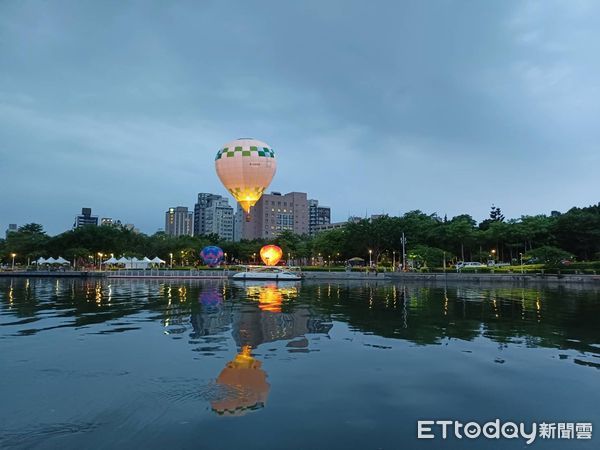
165;206;193;237
234;191;309;241
5;223;17;238
204;197;234;240
308;199;331;236
73;208;98;229
193;193;234;240
193;193;213;236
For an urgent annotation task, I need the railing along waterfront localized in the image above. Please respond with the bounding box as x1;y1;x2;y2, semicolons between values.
107;269;230;279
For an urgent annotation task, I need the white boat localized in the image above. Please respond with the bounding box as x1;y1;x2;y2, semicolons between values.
230;266;303;281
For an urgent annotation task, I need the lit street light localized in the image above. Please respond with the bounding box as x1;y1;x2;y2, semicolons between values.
520;252;524;274
400;232;407;272
169;252;173;269
98;252;103;271
11;253;16;270
368;249;372;267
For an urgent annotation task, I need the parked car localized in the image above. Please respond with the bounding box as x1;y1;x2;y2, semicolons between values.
456;261;487;270
487;261;510;267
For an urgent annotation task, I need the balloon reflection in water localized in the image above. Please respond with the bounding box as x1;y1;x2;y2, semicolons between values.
211;346;270;416
245;282;299;313
199;288;223;308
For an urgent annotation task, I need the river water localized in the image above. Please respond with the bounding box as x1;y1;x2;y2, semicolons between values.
0;278;598;449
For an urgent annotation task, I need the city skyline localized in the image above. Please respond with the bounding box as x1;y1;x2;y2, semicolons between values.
2;1;599;235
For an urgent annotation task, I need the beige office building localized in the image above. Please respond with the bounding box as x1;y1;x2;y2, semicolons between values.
234;191;309;240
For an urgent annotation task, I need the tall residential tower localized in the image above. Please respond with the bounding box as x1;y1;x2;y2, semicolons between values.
165;206;193;237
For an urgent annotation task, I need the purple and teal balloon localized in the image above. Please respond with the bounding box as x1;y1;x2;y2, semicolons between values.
200;246;224;267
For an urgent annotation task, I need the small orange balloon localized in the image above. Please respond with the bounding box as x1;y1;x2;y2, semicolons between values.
260;245;283;266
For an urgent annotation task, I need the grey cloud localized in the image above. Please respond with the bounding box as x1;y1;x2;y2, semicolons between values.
1;0;598;235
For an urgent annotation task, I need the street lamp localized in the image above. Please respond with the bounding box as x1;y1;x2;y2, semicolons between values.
180;250;184;266
253;252;256;264
98;252;103;271
224;252;228;265
11;253;16;270
392;250;396;270
491;249;496;265
169;252;173;269
368;249;372;267
520;252;524;274
400;232;407;271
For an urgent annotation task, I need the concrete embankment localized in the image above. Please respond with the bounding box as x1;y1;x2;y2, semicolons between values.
302;271;387;281
2;270;598;285
0;271;104;278
385;272;600;284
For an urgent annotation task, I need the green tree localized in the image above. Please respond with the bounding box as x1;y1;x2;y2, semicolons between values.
524;246;573;265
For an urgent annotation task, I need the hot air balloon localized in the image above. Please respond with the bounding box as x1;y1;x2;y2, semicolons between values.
200;246;224;267
215;138;276;220
260;245;283;266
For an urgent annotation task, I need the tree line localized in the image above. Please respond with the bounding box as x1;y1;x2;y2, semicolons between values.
1;203;599;267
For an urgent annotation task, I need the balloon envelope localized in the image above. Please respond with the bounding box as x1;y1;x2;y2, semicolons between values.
200;246;224;267
260;245;283;266
215;138;276;213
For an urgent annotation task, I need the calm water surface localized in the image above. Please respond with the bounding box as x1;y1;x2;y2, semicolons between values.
0;278;599;449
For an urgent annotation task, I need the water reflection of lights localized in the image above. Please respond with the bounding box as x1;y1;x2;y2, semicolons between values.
212;346;270;416
444;287;449;316
95;283;102;305
244;283;299;313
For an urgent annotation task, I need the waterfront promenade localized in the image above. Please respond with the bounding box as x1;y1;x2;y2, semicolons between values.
1;269;599;284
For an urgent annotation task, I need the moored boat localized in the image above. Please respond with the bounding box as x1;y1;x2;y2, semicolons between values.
230;265;303;281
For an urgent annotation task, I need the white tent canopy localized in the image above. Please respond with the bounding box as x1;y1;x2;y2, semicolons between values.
34;256;70;265
108;256;161;269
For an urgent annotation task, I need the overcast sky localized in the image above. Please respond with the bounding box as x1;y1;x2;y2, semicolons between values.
1;0;599;235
